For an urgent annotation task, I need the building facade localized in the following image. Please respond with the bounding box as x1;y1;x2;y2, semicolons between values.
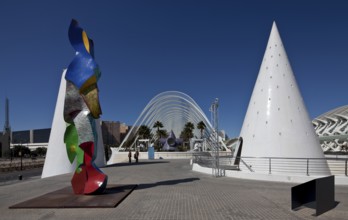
8;121;131;151
12;128;51;145
312;105;348;152
0;132;10;157
101;121;130;147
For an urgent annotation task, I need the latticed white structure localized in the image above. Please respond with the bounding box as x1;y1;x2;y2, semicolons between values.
120;91;214;143
107;91;221;164
313;105;348;152
239;22;329;175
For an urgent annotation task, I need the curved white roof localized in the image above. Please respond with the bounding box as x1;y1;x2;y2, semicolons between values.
315;105;348;121
119;91;214;147
313;105;348;137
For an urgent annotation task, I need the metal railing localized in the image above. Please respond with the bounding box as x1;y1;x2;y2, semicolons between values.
193;154;348;177
154;152;193;159
240;156;346;176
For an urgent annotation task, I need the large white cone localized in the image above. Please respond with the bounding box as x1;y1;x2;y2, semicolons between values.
42;70;105;178
239;22;329;175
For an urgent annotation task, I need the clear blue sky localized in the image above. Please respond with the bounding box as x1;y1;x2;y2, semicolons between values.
0;0;347;138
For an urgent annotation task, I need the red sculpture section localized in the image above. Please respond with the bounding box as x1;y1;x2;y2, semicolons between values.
71;142;107;194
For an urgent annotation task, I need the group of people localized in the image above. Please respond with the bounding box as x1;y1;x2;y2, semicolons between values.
128;150;139;163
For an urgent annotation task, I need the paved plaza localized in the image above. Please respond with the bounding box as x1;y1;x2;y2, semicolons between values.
1;159;348;220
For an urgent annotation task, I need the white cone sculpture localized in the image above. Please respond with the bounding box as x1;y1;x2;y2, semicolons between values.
42;70;106;178
240;22;329;175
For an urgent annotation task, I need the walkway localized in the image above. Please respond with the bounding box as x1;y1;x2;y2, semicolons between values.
1;159;348;219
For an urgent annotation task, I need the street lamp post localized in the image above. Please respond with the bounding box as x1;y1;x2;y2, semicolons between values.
19;150;23;170
19;142;23;171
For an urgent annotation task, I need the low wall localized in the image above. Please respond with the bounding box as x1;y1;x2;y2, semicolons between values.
153;152;193;159
0;158;45;172
107;151;193;165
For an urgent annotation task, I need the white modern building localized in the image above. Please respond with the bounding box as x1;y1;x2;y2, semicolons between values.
107;91;224;164
313;105;348;152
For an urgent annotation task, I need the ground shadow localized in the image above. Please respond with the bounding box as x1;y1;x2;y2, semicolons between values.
103;184;138;194
293;201;340;216
136;177;200;190
105;160;169;168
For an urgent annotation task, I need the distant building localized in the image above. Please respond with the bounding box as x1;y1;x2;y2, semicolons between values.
0;132;10;157
8;121;133;151
101;121;130;146
11;130;30;144
0;98;11;157
12;128;51;144
11;128;51;151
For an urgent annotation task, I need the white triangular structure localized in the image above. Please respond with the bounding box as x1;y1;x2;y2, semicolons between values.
239;22;329;175
95;118;106;166
42;70;105;178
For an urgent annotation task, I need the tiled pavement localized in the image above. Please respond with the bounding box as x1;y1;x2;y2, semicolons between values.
1;159;348;220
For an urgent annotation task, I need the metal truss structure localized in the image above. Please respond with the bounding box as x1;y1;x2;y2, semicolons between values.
313;105;348;152
210;98;223;177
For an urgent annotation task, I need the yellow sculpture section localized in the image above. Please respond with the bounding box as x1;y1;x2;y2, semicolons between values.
82;31;90;53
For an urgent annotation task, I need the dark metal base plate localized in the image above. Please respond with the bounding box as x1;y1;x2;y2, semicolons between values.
9;184;137;209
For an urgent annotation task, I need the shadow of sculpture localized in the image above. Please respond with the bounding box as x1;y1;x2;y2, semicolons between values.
136;177;200;190
106;161;170;168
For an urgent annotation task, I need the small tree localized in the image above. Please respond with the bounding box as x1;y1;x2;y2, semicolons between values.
153;121;164;139
185;122;195;131
13;145;31;157
124;136;136;149
153;121;163;131
180;122;195;143
138;125;152;139
157;129;168;140
153;121;164;150
197;121;206;138
34;147;47;157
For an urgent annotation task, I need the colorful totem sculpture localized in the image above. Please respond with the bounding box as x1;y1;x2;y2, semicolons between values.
64;19;108;195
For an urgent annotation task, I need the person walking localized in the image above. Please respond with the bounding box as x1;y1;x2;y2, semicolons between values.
128;150;132;163
134;150;139;163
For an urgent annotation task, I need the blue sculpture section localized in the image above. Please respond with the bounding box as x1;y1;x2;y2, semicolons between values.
66;20;100;91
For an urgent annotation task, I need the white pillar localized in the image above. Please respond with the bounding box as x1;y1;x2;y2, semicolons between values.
42;70;73;178
42;70;105;178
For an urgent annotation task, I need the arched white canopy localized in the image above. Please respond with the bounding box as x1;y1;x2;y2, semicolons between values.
119;91;214;148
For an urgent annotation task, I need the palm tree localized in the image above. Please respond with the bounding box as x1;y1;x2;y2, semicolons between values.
153;121;164;150
180;122;195;142
153;121;163;132
157;129;168;140
153;121;163;139
197;121;206;138
185;122;195;131
138;125;152;139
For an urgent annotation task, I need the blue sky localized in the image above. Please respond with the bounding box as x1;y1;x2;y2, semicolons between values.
0;0;347;138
